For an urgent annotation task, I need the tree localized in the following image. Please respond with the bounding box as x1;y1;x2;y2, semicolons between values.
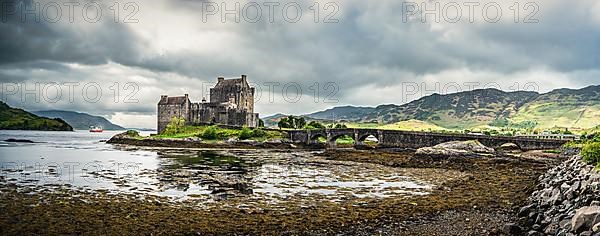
278;117;291;129
163;116;186;135
305;121;325;129
278;116;306;129
328;123;347;129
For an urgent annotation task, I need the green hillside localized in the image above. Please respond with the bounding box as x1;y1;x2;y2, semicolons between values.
0;102;73;131
511;86;600;130
33;110;125;130
307;106;376;121
373;119;447;132
304;85;600;132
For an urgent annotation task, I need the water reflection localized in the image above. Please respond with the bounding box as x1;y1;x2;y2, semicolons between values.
0;131;433;204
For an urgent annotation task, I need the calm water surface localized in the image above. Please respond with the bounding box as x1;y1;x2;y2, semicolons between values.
0;130;431;202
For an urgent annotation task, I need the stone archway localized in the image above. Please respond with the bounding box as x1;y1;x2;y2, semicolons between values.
309;134;327;144
357;134;379;147
328;134;356;148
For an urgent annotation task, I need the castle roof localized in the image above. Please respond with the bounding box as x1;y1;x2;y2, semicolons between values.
215;78;245;88
158;96;189;105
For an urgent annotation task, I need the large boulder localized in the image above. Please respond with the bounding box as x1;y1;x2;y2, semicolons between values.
496;143;522;153
571;206;600;233
415;140;495;157
594;222;600;233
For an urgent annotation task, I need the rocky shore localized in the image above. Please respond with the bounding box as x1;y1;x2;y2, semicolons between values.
106;132;310;149
0;145;557;235
514;149;600;236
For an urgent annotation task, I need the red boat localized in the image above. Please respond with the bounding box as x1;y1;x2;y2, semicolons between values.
89;126;104;132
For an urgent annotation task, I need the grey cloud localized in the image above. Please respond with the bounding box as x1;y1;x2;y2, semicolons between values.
0;0;149;66
0;0;599;124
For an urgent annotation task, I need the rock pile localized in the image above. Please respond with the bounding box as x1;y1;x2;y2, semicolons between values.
515;152;600;235
415;140;495;157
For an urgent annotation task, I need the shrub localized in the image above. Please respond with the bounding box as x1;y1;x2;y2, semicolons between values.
125;130;140;137
581;142;600;165
163;116;186;135
328;123;347;129
238;127;253;140
201;126;218;140
305;121;325;129
252;128;266;138
594;134;600;142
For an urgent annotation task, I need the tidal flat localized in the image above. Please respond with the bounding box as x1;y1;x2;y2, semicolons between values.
0;142;557;235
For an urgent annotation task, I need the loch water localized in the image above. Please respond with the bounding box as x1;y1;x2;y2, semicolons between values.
0;130;431;204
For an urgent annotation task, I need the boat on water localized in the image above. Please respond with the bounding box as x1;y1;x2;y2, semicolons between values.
89;126;104;133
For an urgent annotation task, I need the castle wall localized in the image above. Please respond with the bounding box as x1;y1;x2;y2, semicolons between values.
157;103;190;133
157;76;259;133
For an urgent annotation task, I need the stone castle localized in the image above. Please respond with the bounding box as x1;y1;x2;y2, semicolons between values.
157;75;259;133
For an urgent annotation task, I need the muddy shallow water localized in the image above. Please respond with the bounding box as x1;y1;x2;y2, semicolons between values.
0;131;556;235
0;131;461;208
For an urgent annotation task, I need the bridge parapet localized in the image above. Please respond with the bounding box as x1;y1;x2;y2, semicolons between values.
287;128;568;151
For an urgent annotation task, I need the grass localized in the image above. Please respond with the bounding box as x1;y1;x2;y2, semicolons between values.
512;103;600;130
543;149;561;154
347;120;447;132
582;142;600;166
378;119;447;132
315;136;356;145
153;125;284;141
565;131;600;168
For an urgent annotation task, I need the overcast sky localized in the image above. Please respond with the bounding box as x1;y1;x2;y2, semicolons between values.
1;0;599;128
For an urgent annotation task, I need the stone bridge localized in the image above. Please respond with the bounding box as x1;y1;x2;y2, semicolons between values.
287;129;569;151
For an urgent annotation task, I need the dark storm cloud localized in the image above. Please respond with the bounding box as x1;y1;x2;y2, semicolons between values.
1;0;599;126
0;0;149;66
3;0;599;82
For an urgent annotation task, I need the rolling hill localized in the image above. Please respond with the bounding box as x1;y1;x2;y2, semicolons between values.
33;110;125;131
0;102;73;131
510;86;600;129
303;85;600;131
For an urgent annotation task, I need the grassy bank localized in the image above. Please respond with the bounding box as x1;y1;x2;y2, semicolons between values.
131;125;285;142
565;134;600;169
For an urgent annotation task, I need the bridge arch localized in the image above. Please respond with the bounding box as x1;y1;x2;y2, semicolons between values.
288;128;568;151
357;134;380;146
328;134;356;144
309;133;327;143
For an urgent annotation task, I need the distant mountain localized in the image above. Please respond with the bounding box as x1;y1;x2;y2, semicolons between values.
0;102;73;131
262;113;294;127
33;110;125;131
304;85;600;130
306;106;376;121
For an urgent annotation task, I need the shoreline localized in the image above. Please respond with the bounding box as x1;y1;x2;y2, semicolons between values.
0;144;562;235
106;132;325;150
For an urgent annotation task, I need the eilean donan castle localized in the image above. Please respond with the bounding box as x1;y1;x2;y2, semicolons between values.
157;75;259;133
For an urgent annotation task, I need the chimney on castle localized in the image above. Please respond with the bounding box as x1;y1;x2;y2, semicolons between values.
241;75;247;83
218;77;224;82
160;95;168;103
